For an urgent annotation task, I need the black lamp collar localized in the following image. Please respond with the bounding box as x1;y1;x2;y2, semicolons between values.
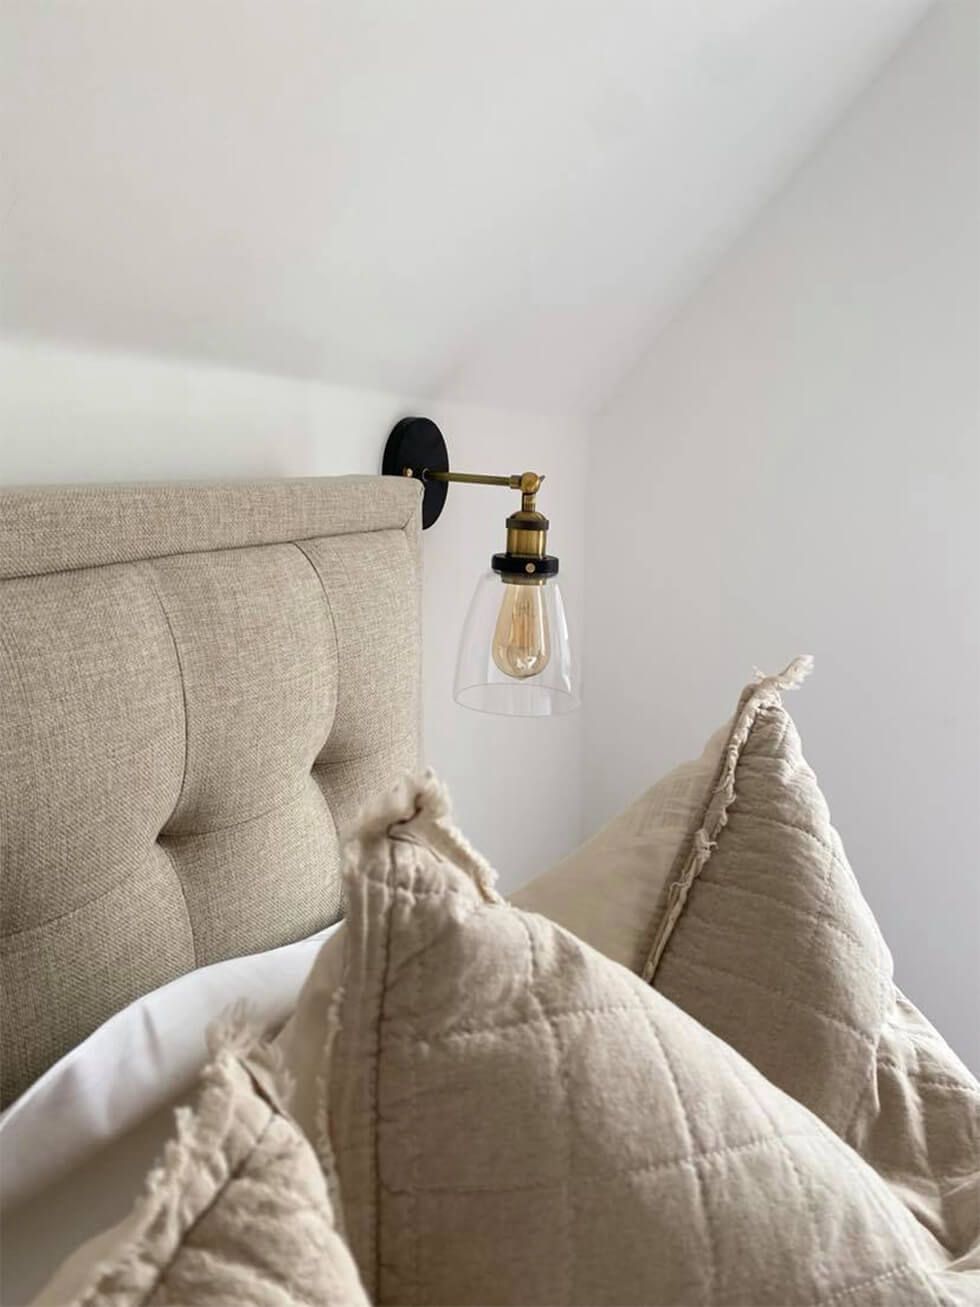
492;552;559;579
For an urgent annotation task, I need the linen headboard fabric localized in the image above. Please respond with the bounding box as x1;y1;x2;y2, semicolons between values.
0;476;423;1107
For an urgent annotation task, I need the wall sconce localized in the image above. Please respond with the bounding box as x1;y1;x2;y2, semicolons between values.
383;417;580;718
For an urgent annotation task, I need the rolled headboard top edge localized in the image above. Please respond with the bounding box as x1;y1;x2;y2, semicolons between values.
0;474;423;579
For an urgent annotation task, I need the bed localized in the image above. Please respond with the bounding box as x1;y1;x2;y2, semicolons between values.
3;475;978;1307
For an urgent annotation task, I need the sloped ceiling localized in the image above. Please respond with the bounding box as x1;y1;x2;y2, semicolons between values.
2;0;931;416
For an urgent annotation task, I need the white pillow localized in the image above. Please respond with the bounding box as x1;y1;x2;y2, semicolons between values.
0;923;341;1306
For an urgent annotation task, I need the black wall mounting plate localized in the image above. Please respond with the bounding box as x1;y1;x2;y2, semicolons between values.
382;416;449;529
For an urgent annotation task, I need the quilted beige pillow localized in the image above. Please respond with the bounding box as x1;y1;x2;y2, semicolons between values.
33;1019;368;1307
641;663;980;1272
324;771;960;1306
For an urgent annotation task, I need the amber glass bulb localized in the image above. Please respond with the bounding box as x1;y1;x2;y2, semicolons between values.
491;581;551;679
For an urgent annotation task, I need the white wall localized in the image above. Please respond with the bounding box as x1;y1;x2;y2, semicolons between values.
0;337;587;890
586;2;979;1069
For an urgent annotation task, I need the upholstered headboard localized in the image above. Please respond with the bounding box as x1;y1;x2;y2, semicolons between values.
0;476;422;1106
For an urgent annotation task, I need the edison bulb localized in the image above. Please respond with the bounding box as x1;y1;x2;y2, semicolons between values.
492;581;551;679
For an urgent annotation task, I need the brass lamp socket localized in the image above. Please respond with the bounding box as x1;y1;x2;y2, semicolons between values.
505;509;549;557
493;507;559;583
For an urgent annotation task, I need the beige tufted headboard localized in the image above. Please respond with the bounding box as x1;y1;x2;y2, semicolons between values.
0;476;422;1106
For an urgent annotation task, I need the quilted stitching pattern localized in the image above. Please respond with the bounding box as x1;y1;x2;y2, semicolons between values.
650;689;980;1277
328;774;956;1306
34;1042;369;1307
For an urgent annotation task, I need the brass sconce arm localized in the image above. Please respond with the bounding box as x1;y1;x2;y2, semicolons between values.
421;470;519;488
413;468;543;515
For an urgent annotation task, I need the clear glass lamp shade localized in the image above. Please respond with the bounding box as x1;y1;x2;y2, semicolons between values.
453;571;580;717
